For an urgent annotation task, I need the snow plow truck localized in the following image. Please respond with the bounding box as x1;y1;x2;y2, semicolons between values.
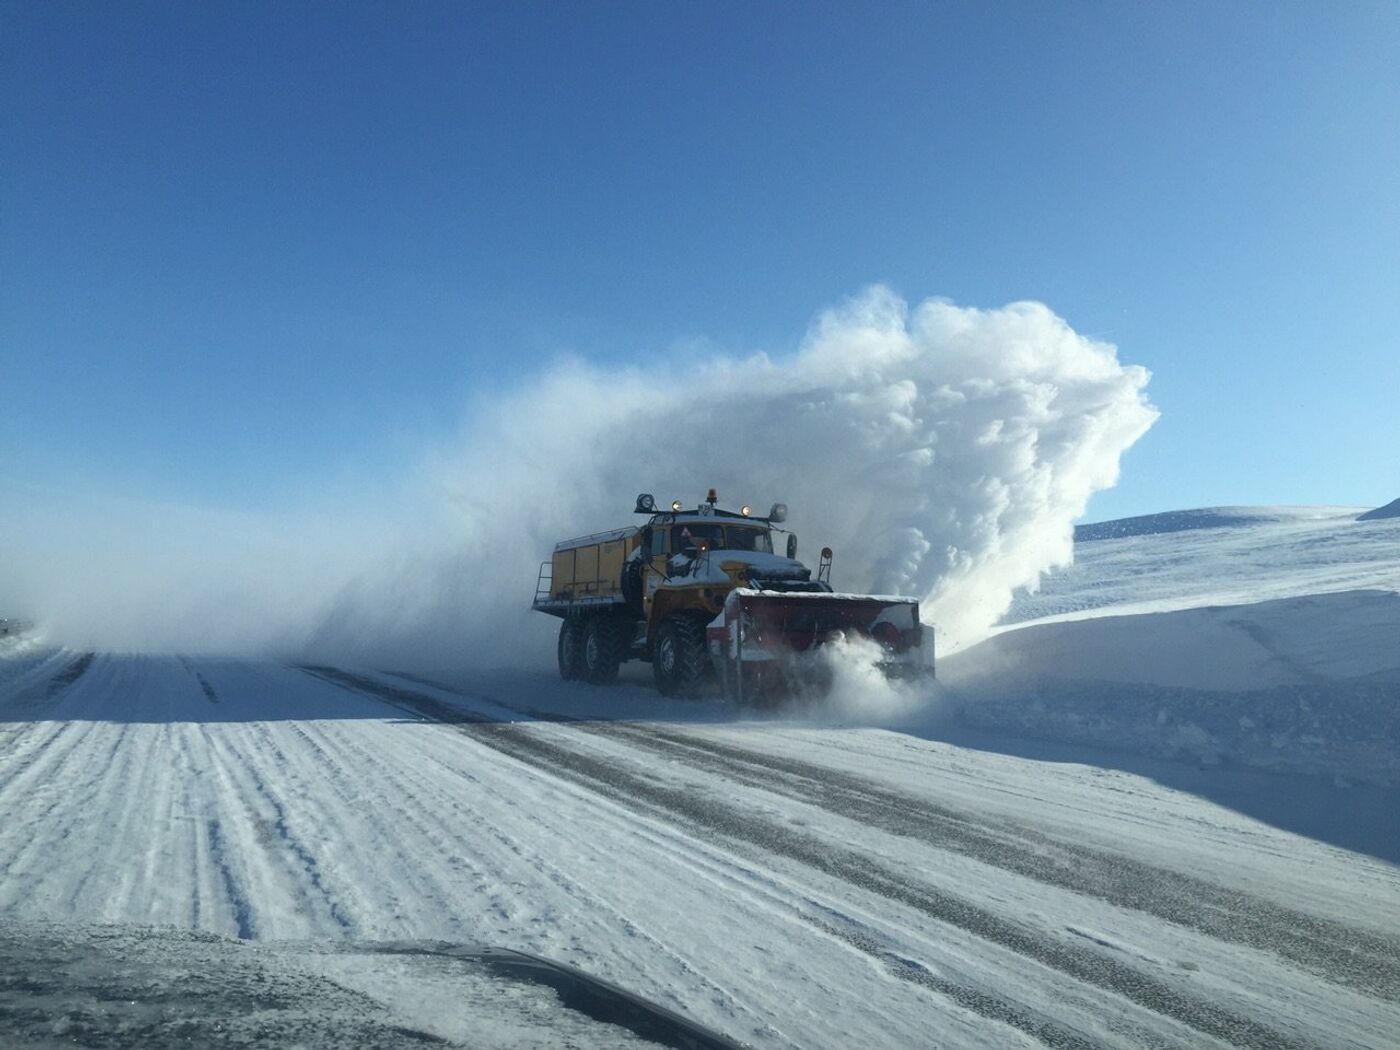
532;491;934;702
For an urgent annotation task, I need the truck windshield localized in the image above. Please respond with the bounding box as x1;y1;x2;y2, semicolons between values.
724;528;772;553
673;524;723;552
671;525;772;553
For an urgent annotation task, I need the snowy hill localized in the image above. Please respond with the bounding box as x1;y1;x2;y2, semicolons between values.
1358;497;1400;521
1072;505;1304;542
1010;505;1397;625
947;506;1400;785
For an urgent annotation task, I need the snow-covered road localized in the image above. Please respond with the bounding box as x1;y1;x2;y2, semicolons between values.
1;649;1396;1049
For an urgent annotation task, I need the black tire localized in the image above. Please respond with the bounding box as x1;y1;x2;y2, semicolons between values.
721;661;774;707
582;616;627;685
652;614;710;697
557;619;584;681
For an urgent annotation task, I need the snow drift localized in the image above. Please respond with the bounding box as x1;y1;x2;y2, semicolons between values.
947;591;1400;786
0;287;1157;662
945;509;1400;785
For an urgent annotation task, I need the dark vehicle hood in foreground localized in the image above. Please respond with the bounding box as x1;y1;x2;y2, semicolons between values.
0;921;747;1049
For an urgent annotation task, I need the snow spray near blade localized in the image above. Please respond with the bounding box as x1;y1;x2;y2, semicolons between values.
0;287;1156;661
815;634;932;722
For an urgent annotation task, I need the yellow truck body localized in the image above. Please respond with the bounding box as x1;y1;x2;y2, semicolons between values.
549;528;640;602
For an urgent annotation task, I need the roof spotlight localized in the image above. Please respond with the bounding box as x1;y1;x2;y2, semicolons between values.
768;502;787;523
671;499;683;512
634;493;655;513
740;504;751;517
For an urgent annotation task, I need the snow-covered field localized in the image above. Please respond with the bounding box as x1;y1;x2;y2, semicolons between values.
950;507;1400;786
1;506;1398;1048
1011;506;1400;623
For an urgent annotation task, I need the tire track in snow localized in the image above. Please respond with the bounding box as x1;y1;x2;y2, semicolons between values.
384;671;1400;1002
0;649;95;767
2;648;100;715
276;716;464;935
357;736;783;1039
59;719;192;923
799;913;1126;1050
0;720;137;914
38;664;202;923
2;659;287;935
381;707;1155;1048
185;723;284;940
556;780;1140;1050
0;647;74;709
0;719;75;795
310;669;1109;1049
306;666;1313;1050
231;667;785;1046
201;719;358;936
202;661;501;941
162;720;228;934
45;651;94;698
0;657;118;796
177;656;220;703
204;815;256;939
579;719;1400;1002
289;712;611;944
0;649;130;795
0;660;144;909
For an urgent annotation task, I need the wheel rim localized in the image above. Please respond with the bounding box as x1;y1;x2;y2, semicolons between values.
585;632;598;666
659;636;675;674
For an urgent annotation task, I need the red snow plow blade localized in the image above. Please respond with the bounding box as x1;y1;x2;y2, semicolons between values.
705;588;934;704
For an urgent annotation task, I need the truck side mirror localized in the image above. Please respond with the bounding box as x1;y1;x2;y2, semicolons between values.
786;534;797;560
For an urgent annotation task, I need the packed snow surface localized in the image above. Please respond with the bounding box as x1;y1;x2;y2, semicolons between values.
3;504;1398;1047
2;646;1398;1048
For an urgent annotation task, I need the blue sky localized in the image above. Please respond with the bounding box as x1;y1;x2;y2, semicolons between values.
3;1;1396;521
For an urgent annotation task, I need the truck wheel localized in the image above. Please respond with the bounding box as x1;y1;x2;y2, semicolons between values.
722;663;772;706
582;616;626;685
652;615;709;697
557;619;585;680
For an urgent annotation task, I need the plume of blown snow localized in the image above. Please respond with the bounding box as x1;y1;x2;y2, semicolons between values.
0;287;1156;664
304;286;1156;666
